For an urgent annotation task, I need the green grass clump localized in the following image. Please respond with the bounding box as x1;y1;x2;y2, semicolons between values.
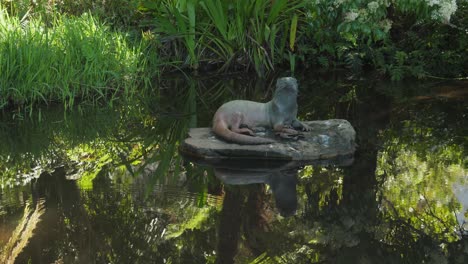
0;8;148;111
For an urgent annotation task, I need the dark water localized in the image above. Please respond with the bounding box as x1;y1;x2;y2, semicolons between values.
0;74;467;263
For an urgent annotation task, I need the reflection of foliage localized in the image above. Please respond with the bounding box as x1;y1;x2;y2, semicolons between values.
0;104;158;188
0;200;44;264
233;166;347;263
375;97;467;260
377;109;467;243
0;75;237;262
244;92;467;263
166;207;219;239
299;165;344;217
379;148;466;241
1;75;467;263
81;179;177;262
78;164;222;263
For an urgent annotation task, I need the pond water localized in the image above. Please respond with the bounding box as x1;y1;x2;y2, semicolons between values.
0;74;467;263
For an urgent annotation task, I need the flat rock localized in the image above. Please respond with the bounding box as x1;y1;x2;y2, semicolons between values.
179;119;356;161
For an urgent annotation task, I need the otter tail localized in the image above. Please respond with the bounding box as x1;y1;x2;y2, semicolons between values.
212;122;275;145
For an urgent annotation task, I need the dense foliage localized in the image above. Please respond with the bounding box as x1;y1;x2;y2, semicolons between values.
0;0;466;109
135;0;467;79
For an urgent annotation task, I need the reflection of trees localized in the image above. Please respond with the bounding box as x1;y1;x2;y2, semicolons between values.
81;164;223;263
11;167;94;263
0;77;217;262
0;160;224;263
242;82;468;263
1;76;467;263
0;200;44;264
265;85;394;263
217;186;243;264
83;168;176;263
0;80;200;191
378;99;467;246
2;75;282;262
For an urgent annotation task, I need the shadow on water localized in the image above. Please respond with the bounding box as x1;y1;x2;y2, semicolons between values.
0;74;467;263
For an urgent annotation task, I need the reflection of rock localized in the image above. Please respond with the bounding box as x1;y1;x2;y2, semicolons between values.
197;160;315;217
179;119;356;161
214;166;298;217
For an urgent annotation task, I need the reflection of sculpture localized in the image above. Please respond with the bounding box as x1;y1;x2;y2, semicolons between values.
183;149;354;264
215;167;298;217
187;157;353;217
212;77;310;145
268;170;298;217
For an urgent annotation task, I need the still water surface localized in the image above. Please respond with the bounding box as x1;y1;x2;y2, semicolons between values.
0;75;467;263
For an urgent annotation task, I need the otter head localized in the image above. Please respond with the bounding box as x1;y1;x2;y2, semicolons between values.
274;77;298;101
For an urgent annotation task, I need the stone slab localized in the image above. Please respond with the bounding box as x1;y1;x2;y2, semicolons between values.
179;119;356;161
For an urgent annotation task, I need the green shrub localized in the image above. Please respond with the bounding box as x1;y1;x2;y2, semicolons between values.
140;0;305;76
300;0;466;80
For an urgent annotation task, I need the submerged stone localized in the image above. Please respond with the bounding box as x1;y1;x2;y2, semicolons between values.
179;119;356;161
